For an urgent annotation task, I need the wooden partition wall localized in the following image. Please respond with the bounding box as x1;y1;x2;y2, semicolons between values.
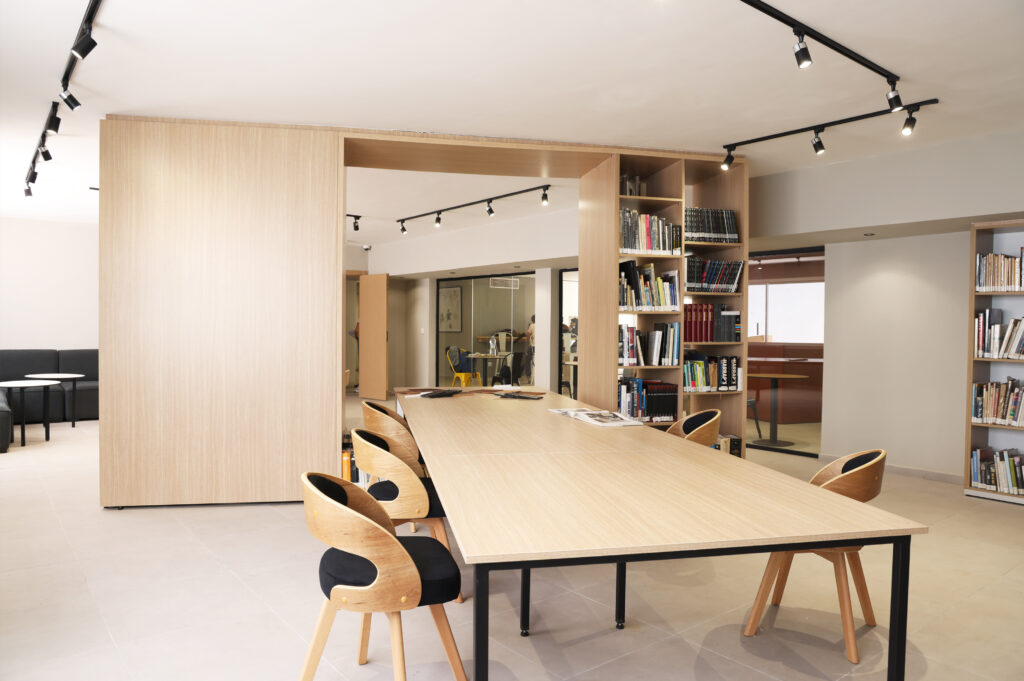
99;115;744;505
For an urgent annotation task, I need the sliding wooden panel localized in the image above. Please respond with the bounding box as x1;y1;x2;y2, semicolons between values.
577;155;618;411
99;118;342;506
358;274;389;400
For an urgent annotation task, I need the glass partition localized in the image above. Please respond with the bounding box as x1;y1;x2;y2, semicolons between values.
559;269;579;397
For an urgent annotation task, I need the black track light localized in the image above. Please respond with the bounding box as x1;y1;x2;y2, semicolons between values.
46;103;61;134
541;188;549;206
39;145;52;162
886;81;903;112
486;201;494;217
793;31;812;69
26;168;38;184
24;185;33;197
400;220;407;235
434;212;442;228
71;29;97;59
353;217;360;231
901;112;917;137
60;89;82;111
811;130;825;155
721;148;735;171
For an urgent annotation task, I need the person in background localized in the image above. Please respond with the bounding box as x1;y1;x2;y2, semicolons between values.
525;314;536;381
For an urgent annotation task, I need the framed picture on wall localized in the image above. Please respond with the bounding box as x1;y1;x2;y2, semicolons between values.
438;286;462;332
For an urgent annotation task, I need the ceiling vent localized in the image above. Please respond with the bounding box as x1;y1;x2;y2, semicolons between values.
490;277;520;290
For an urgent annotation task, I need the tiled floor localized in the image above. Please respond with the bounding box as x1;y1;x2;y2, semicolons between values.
1;419;1022;680
746;420;822;455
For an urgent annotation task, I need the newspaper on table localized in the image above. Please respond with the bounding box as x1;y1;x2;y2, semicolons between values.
549;408;643;427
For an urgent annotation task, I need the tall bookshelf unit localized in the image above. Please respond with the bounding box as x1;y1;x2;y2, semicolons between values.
965;218;1024;504
578;153;749;455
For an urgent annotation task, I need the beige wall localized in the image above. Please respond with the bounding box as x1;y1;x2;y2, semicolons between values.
0;217;98;349
822;231;969;479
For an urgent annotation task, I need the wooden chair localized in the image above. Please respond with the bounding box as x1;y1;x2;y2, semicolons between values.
744;449;887;664
445;346;480;387
361;400;422;471
666;408;722;446
353;428;462;602
299;472;467;681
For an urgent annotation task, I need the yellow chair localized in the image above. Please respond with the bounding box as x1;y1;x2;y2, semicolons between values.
666;408;722;446
445;346;480;387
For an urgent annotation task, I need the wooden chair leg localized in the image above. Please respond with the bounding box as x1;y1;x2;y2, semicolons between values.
427;519;464;603
832;553;859;664
300;599;337;681
744;552;784;636
387;611;407;681
847;552;876;626
358;612;372;665
771;552;794;606
429;604;468;681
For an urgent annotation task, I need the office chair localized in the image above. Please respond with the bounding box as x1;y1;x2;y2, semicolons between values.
445;346;480;387
744;449;887;664
299;472;466;681
666;409;722;446
362;401;422;471
353;428;462;602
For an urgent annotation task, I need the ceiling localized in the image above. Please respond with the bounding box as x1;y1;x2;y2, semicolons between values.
2;0;1023;226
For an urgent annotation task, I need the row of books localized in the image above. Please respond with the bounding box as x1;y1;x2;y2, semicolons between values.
685;257;744;293
975;251;1023;292
974;308;1024;359
619;209;681;255
341;447;371;487
617;377;678;423
970;448;1024;495
682;352;742;392
970;378;1024;426
618;322;681;367
618;260;680;310
684;303;741;343
684;207;739;244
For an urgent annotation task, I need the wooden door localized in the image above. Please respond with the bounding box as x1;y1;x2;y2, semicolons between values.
359;274;389;399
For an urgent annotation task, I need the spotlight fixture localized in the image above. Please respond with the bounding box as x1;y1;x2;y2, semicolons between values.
399;220;407;235
38;145;52;162
721;147;735;171
541;188;549;206
901;106;918;136
434;212;442;228
26;168;38;184
46;102;61;134
60;83;82;111
395;184;551;231
24;185;33;197
71;29;97;59
347;213;361;231
811;129;825;155
793;31;812;69
486;201;494;217
886;81;903;112
361;244;372;252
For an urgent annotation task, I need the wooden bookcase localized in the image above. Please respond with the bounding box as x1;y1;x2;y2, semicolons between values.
578;152;749;455
964;218;1024;504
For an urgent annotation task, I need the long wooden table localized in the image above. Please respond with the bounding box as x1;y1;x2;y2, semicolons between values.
398;391;926;681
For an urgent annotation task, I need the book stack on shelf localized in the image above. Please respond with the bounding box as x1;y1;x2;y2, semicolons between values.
685;303;741;343
970;378;1024;426
618;260;680;310
685;257;744;293
969;448;1023;495
684;207;740;244
618;322;680;367
682;351;741;393
620;209;681;254
974;309;1024;359
617;377;678;423
975;251;1023;291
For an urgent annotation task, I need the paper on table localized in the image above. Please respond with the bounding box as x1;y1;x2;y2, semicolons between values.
549;408;643;427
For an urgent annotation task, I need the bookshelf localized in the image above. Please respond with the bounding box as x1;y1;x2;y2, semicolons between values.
965;218;1024;504
578;152;749;455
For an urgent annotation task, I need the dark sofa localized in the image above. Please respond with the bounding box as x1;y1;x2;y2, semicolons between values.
0;349;98;452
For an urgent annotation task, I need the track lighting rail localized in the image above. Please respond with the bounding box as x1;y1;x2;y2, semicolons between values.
394;184;550;234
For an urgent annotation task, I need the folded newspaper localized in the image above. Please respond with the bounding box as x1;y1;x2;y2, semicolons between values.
549;408;643;427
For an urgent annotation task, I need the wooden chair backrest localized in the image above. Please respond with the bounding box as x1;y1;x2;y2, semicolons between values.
352;429;430;519
809;449;887;503
301;472;421;611
361;401;421;474
666;409;722;447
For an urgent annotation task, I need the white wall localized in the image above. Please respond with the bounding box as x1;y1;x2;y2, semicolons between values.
822;231;969;480
0;217;98;349
534;268;557;391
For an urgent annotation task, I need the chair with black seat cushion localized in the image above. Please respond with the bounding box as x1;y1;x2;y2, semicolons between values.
353;428;461;601
666;408;721;447
744;449;887;664
300;472;467;681
361;401;423;472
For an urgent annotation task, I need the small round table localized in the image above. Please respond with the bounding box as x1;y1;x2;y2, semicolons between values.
26;373;86;427
0;379;61;447
748;373;808;447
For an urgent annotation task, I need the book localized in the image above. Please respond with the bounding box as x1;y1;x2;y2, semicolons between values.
975;251;1024;292
684;207;740;244
616;378;679;422
549;407;643;427
618;322;681;367
684;257;745;293
619;209;682;255
975;309;1024;358
971;378;1024;426
618;260;681;310
684;303;742;342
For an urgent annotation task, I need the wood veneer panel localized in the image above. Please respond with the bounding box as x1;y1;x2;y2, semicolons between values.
99;118;341;506
359;274;389;400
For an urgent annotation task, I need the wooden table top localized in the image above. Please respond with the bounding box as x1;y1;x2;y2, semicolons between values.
398;391;926;564
747;373;809;380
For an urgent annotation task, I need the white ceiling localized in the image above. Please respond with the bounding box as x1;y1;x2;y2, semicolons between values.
2;0;1023;226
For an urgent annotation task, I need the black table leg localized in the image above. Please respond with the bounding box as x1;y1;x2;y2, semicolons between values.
572;365;578;400
754;377;794;447
887;536;911;681
72;379;78;427
19;387;26;446
474;565;490;681
6;388;12;444
519;568;531;636
615;561;626;629
43;386;50;441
